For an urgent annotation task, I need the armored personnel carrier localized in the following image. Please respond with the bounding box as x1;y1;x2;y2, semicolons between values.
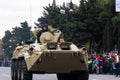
11;26;89;80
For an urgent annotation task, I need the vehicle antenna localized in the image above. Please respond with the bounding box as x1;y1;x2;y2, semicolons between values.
29;0;32;27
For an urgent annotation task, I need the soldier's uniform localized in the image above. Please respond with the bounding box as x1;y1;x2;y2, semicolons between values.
37;25;48;43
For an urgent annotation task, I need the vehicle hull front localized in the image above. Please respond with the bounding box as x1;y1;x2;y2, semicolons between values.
25;51;88;73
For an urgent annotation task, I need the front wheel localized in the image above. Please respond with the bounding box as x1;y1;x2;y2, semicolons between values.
11;60;18;80
20;59;33;80
57;71;89;80
75;71;89;80
11;59;33;80
57;73;73;80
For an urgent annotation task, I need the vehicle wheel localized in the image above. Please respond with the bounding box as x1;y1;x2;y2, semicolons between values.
11;60;15;80
20;59;33;80
74;71;89;80
57;73;73;80
18;59;22;80
11;60;18;80
57;71;89;80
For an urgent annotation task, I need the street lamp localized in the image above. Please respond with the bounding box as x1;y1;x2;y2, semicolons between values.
9;45;12;48
69;9;73;12
9;39;12;42
60;9;65;14
9;39;15;42
59;9;66;27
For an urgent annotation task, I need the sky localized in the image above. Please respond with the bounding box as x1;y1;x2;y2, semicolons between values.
116;0;120;12
0;0;79;39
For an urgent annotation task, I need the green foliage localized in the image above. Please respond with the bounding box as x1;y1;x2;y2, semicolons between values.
2;31;13;58
2;21;31;59
12;21;31;42
37;4;60;27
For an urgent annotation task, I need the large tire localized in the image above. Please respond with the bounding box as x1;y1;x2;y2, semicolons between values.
57;73;74;80
18;59;23;80
11;61;15;80
57;71;89;80
11;60;15;80
11;59;32;80
11;60;18;80
73;71;89;80
20;59;33;80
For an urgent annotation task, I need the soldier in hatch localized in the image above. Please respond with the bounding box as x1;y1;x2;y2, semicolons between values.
37;24;49;43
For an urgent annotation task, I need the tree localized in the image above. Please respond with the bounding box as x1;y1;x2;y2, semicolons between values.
99;0;116;52
37;1;60;28
2;21;31;59
2;30;13;59
12;21;31;42
112;13;120;53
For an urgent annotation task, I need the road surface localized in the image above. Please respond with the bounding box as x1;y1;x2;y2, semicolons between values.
0;67;119;80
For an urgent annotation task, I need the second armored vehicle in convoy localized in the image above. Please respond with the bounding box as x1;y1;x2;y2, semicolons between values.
11;26;89;80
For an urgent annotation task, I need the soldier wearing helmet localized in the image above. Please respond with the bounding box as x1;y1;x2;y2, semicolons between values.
37;24;49;43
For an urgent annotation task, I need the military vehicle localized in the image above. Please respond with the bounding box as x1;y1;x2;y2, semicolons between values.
11;26;89;80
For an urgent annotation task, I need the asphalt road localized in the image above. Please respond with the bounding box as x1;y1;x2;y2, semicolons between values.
0;67;119;80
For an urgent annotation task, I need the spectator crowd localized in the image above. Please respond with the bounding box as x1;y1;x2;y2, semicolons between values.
87;50;120;77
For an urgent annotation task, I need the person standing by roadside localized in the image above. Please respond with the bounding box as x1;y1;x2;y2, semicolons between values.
115;54;120;77
93;55;100;74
